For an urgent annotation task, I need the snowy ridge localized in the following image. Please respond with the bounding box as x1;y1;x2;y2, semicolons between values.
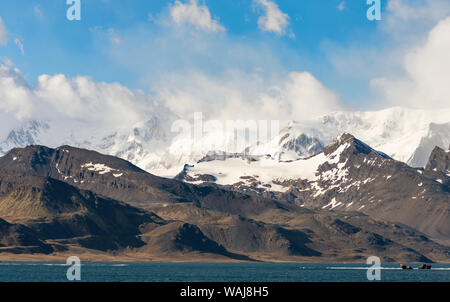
181;136;353;194
0;107;449;176
249;107;450;168
178;131;450;236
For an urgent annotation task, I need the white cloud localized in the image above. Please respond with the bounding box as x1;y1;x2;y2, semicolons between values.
34;5;44;19
372;16;450;109
94;8;343;124
383;0;450;41
35;74;154;126
337;2;346;12
386;0;450;23
254;0;289;35
324;0;450;109
169;0;225;33
14;38;24;55
0;17;8;46
0;64;167;133
156;70;344;122
275;72;344;119
0;17;25;55
0;65;34;120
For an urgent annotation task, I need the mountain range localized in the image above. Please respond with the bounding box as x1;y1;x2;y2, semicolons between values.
179;133;450;244
0;131;448;262
1;107;449;177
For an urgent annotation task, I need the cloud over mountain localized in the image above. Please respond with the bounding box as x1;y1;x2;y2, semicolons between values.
372;16;450;109
0;65;34;120
157;70;345;122
0;65;167;138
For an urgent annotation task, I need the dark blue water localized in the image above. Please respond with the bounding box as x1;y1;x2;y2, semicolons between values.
0;262;449;282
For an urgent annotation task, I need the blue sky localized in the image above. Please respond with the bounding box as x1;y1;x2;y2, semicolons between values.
0;0;449;121
0;1;389;104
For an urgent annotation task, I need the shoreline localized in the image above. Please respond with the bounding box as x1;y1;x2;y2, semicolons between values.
1;253;448;264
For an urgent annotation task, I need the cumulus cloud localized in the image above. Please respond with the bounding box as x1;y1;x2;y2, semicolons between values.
169;0;225;33
0;64;166;134
35;74;146;124
372;16;450;109
156;70;344;122
382;0;450;41
273;72;344;119
94;3;343;124
386;0;450;25
254;0;289;35
0;17;8;46
0;62;345;141
0;65;34;119
324;0;450;110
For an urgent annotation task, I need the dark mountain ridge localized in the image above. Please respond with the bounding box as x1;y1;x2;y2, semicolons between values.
0;145;293;217
0;141;448;262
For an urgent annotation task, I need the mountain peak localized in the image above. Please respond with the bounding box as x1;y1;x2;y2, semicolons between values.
323;132;391;159
0;120;50;154
425;145;450;174
179;132;450;241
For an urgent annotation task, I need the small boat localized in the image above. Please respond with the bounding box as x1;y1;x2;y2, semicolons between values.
418;264;432;270
400;264;413;270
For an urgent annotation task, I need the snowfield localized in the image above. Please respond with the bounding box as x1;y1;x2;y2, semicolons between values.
183;140;351;192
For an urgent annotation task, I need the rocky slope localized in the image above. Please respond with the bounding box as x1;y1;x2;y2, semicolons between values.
0;169;258;260
0;218;53;254
148;202;448;262
0;145;448;262
0;145;298;218
180;133;450;242
0;169;166;251
426;145;450;175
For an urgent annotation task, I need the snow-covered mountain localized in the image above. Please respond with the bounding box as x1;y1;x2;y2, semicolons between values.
0;120;51;153
0;116;178;176
249;107;450;168
2;142;448;261
178;133;450;241
1;107;449;176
